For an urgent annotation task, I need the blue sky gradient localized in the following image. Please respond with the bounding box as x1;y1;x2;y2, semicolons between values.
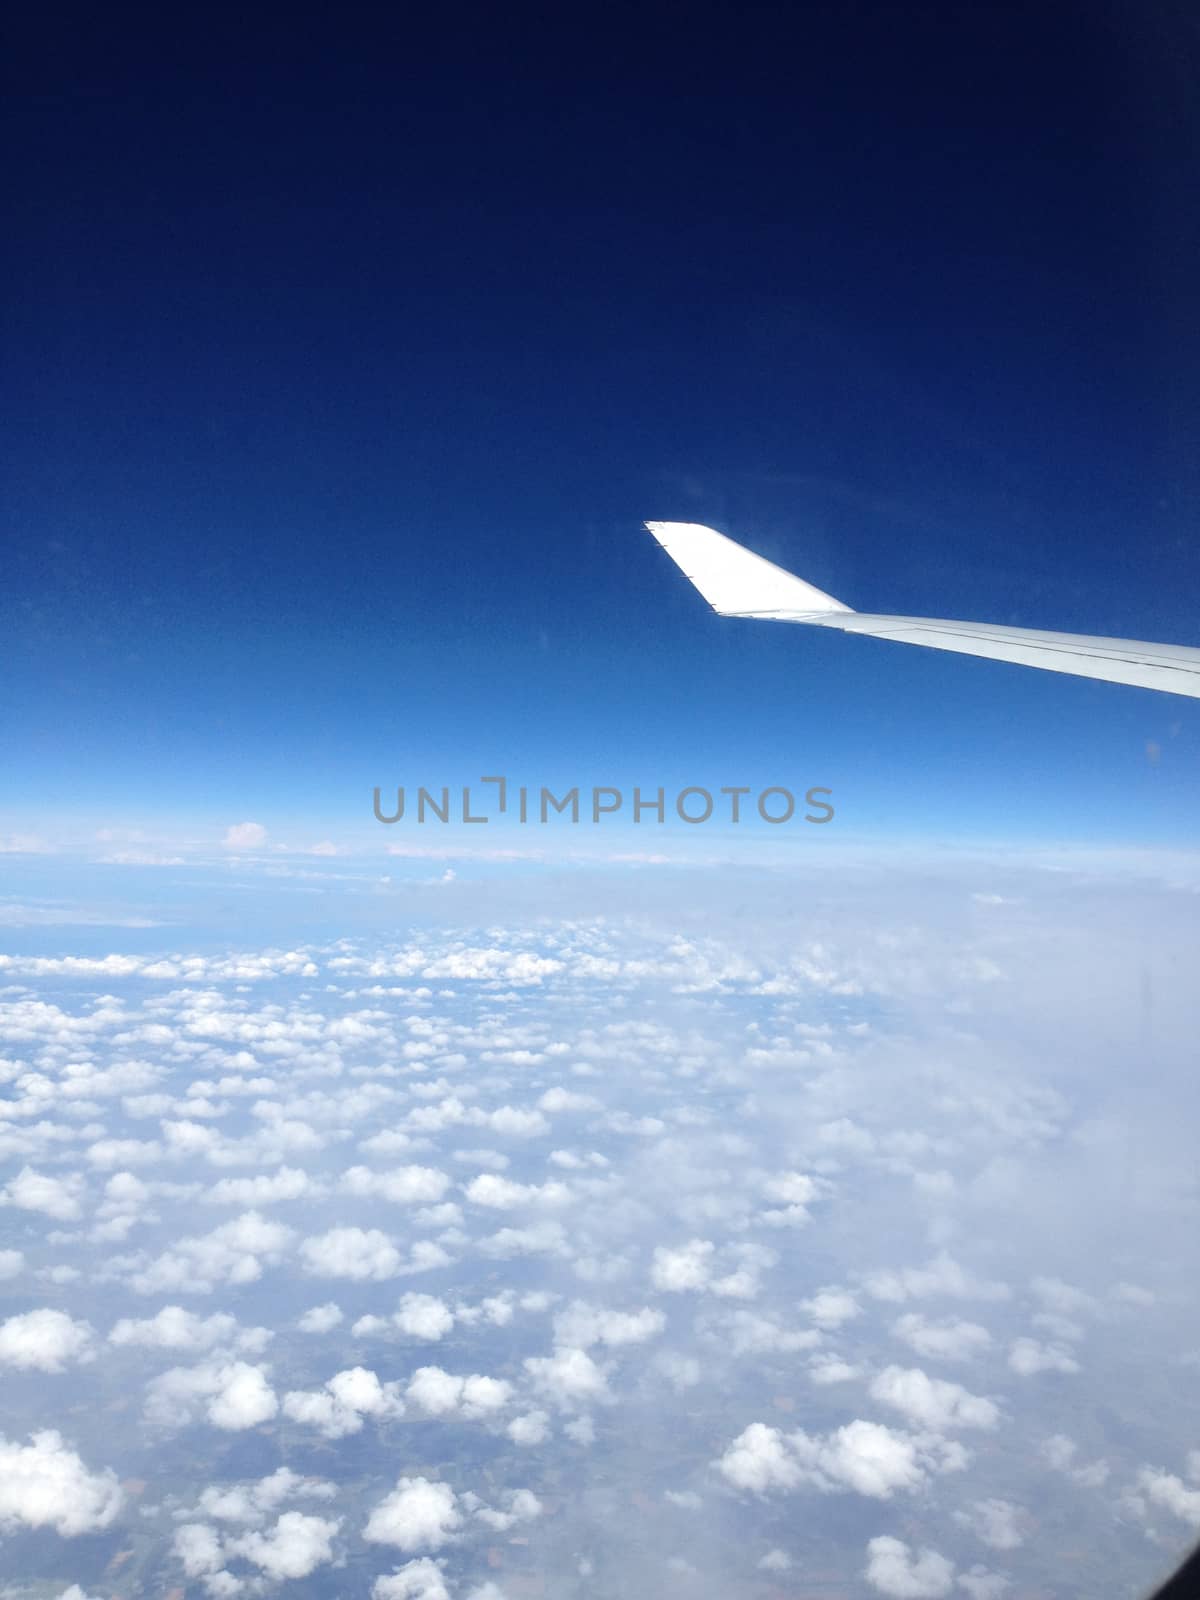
4;3;1198;850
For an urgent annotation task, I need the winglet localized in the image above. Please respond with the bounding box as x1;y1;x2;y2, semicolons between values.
645;521;853;617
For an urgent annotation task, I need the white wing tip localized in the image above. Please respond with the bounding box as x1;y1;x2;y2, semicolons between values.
644;520;852;616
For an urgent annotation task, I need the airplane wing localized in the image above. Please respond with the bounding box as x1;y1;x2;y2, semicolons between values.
645;520;1200;699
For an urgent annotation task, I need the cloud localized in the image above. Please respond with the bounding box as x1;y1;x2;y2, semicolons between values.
1131;1464;1200;1529
760;1170;819;1225
478;1220;568;1259
538;1086;601;1113
758;1549;792;1571
298;1302;343;1333
173;1522;225;1582
1111;1281;1155;1307
864;1536;955;1598
128;1210;294;1295
1;1165;86;1220
0;833;55;855
341;1164;451;1205
109;1304;269;1353
507;1410;551;1445
548;1147;608;1170
868;1367;1000;1432
283;1366;405;1438
198;1467;337;1525
1040;1433;1109;1487
564;1414;595;1446
792;1420;948;1498
373;1559;452;1600
957;1566;1011;1599
656;1352;701;1391
405;1366;511;1420
204;1166;315;1205
173;1473;342;1591
463;1172;569;1209
714;1422;803;1494
0;1308;95;1371
893;1313;992;1362
817;1117;876;1153
0;893;1196;1594
223;822;267;850
651;1238;714;1291
863;1253;1009;1305
523;1345;609;1410
470;1487;542;1532
718;1309;821;1356
452;1291;518;1329
716;1418;964;1501
87;1136;164;1171
227;1510;341;1579
1008;1337;1080;1376
300;1226;401;1280
808;1354;862;1385
364;1477;462;1552
552;1301;665;1348
953;1498;1024;1551
802;1287;861;1329
144;1359;278;1430
1030;1276;1096;1318
651;1239;773;1300
392;1293;456;1340
0;1430;123;1535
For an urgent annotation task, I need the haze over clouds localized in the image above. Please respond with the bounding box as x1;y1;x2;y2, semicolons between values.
0;857;1195;1595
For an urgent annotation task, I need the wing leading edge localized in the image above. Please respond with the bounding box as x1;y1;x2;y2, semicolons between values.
645;520;1200;700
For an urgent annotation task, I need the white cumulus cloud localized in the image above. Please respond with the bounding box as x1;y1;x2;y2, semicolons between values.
144;1359;278;1430
1;1165;86;1221
865;1536;955;1598
364;1477;462;1552
300;1226;401;1280
868;1366;1000;1432
0;1430;123;1536
0;1308;95;1371
373;1558;452;1599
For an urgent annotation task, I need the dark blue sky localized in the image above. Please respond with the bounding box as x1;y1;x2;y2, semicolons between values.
4;2;1198;844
